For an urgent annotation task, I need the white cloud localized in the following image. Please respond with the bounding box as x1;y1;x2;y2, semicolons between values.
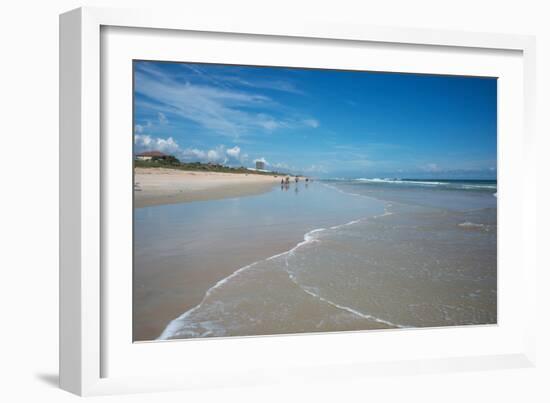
226;146;247;163
135;120;153;134
158;112;168;124
254;157;269;166
134;134;180;154
259;119;281;131
425;163;441;172
207;149;223;162
135;64;320;139
135;66;281;138
134;127;251;166
180;144;247;165
272;162;290;170
253;113;286;131
226;146;241;159
181;64;305;94
303;118;320;128
182;147;227;164
155;137;179;153
134;134;152;147
182;148;207;160
304;164;328;174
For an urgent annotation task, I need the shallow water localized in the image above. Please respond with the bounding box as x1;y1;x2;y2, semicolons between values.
147;179;497;340
133;181;386;340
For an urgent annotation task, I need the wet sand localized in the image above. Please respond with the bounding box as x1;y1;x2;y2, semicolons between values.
133;168;301;340
133;182;386;341
160;202;496;340
134;167;282;208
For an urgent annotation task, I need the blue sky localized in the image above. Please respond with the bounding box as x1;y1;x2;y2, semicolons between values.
134;61;497;179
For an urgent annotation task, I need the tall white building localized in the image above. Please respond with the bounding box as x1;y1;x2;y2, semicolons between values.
256;160;266;170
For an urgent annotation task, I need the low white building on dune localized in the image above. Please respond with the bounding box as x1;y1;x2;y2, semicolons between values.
135;150;170;161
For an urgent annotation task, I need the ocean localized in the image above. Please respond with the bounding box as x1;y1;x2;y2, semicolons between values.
134;178;497;340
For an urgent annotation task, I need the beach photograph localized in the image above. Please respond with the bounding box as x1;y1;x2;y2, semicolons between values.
133;61;497;342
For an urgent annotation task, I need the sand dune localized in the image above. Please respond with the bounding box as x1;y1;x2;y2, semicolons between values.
134;167;282;208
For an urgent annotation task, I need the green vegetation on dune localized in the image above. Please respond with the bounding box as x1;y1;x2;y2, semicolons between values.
134;159;288;176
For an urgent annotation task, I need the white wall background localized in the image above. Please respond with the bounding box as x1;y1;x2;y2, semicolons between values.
1;0;548;401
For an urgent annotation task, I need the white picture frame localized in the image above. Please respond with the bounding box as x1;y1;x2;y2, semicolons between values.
59;6;537;396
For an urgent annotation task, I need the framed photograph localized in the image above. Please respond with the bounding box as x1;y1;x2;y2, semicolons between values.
60;7;537;396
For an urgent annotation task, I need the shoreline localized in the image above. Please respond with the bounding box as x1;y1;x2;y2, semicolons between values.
134;232;302;341
133;181;387;341
134;167;285;208
158;218;396;341
157;191;398;341
133;179;496;341
157;195;496;339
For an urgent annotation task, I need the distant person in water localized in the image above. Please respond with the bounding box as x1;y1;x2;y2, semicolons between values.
295;176;299;183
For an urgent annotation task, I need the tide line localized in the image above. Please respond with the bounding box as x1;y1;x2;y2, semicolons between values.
157;226;331;340
282;228;405;329
158;185;396;340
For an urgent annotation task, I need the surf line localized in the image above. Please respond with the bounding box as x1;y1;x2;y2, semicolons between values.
158;214;398;340
157;226;331;340
320;181;407;214
281;227;405;329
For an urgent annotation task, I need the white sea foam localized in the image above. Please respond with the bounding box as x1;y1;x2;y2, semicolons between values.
158;217;401;339
282;232;405;329
158;226;329;340
330;218;362;230
459;184;497;190
323;183;394;221
353;178;497;191
376;211;393;218
355;178;448;186
458;222;486;230
157;259;261;340
260;220;406;329
158;184;397;340
322;182;363;197
300;287;405;328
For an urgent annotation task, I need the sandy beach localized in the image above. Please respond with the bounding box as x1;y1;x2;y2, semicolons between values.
133;167;309;340
134;167;283;208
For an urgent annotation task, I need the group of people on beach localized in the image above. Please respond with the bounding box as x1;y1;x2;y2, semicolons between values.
280;175;312;191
